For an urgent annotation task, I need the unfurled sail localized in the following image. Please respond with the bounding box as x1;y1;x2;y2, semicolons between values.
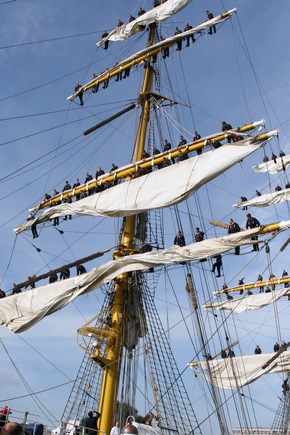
253;153;290;174
3;223;290;333
97;0;192;44
194;351;290;389
15;139;264;234
204;288;290;313
234;188;290;209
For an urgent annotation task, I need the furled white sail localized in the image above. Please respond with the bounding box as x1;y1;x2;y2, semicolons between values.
195;351;290;389
234;188;290;209
2;223;290;333
253;154;290;174
204;288;290;313
15;139;262;234
97;0;192;44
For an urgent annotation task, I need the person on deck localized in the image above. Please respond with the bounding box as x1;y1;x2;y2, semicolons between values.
129;14;135;22
246;213;260;252
117;19;124;27
0;289;6;298
228;218;241;255
174;231;186;247
205;10;216;35
1;422;22;435
110;421;120;435
75;83;84;106
184;22;195;46
274;342;280;352
212;254;222;277
275;185;282;191
256;190;262;196
84;411;101;435
174;27;182;51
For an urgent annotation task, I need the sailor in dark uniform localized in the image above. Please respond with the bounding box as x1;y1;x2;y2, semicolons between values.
75;83;84;106
246;213;260;251
102;31;109;49
174;27;182;51
184;22;195;46
228;218;241;255
205;10;216;34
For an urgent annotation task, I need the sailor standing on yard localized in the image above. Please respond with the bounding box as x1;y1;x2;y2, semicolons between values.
246;213;260;252
75;83;84;106
228;218;241;255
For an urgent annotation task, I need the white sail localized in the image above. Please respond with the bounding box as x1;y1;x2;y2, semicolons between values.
3;224;290;333
15;139;262;234
195;351;290;389
97;0;192;44
234;188;290;209
253;153;290;174
204;288;290;313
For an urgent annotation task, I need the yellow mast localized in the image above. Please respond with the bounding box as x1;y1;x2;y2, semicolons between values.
91;25;156;435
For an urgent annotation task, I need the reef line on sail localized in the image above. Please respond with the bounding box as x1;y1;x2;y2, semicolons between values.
15;131;277;235
68;8;237;101
253;152;290;174
2;221;290;333
234;188;290;209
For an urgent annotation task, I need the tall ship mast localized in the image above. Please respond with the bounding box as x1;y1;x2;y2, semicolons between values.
1;1;290;434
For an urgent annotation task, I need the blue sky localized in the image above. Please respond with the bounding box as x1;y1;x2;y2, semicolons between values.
1;0;290;432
